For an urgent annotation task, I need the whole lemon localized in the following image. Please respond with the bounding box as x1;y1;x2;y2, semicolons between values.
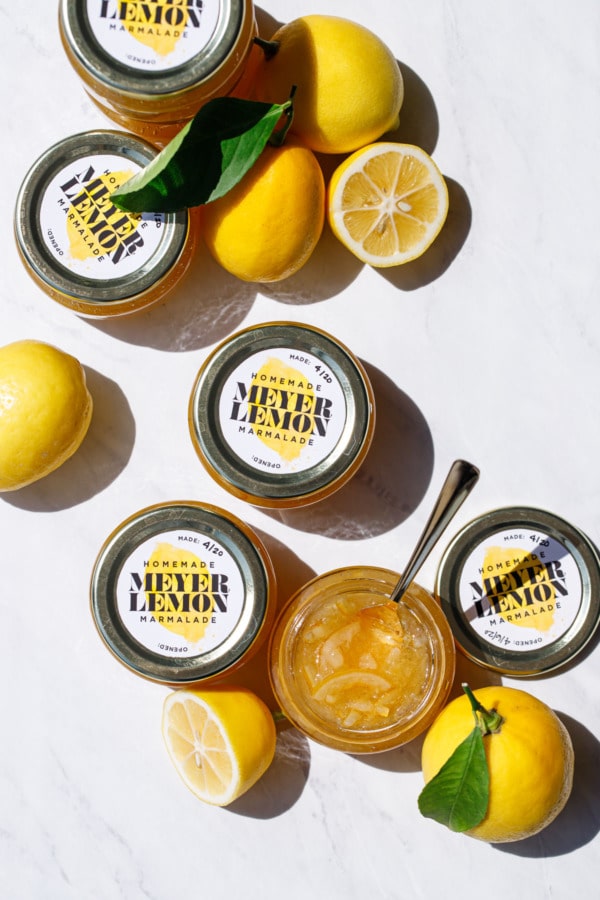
421;686;574;843
0;340;93;492
253;15;403;154
202;139;325;282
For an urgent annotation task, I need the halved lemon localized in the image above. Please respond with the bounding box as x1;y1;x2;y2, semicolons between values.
162;687;276;806
327;142;449;267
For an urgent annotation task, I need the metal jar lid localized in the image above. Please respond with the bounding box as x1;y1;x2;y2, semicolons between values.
435;506;600;676
90;501;275;684
14;130;189;313
59;0;248;102
188;322;376;507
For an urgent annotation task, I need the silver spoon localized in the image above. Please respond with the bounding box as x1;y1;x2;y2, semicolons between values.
390;459;480;605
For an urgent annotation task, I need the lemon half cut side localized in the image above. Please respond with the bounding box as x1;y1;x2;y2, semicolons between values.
162;687;276;807
328;142;449;268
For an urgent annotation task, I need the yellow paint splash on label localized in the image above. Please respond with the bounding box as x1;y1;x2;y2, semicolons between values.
119;0;192;56
144;543;214;644
66;169;141;262
482;546;556;631
251;358;317;462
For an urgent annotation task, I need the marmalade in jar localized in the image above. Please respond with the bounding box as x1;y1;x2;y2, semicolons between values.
297;597;431;731
269;566;456;753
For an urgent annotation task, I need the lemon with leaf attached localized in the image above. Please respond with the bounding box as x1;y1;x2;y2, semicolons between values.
420;685;574;843
0;340;93;492
253;15;403;154
162;686;277;806
202;138;325;282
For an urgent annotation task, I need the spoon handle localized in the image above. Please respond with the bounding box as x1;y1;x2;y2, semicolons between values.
390;459;480;604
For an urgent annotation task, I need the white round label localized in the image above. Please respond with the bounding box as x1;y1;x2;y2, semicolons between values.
86;0;220;72
115;529;244;658
217;347;348;474
457;527;582;652
39;154;165;280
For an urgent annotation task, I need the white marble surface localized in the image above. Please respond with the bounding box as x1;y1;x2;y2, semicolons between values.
2;1;600;898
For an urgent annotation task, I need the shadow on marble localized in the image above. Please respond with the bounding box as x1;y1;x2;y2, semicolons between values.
87;240;258;352
354;734;424;775
258;218;363;307
0;367;135;512
447;651;504;699
378;177;472;292
228;725;311;819
217;532;316;710
255;4;283;38
390;60;440;155
493;713;600;857
88;222;362;353
262;363;434;540
258;527;318;611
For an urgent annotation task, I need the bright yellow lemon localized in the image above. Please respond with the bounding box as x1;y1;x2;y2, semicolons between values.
162;686;277;806
421;686;574;842
202;139;325;282
0;340;93;492
253;15;403;154
328;142;449;267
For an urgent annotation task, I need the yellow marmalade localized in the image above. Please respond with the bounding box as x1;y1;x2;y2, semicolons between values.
14;130;194;317
59;0;259;143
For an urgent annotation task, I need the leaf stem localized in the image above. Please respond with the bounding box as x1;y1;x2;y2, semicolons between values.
253;36;281;60
269;86;297;147
462;683;504;735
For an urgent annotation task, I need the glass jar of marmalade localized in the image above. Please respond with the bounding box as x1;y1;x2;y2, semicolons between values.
58;0;260;144
188;322;376;508
14;129;195;317
269;566;456;753
90;501;277;684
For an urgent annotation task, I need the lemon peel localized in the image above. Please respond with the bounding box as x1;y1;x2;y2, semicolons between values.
421;685;574;842
0;340;92;492
202;139;325;283
252;15;403;155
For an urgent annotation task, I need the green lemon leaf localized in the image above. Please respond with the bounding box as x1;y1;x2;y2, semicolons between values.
418;727;489;832
111;96;292;213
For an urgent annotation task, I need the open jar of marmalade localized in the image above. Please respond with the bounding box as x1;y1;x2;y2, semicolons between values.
269;566;456;753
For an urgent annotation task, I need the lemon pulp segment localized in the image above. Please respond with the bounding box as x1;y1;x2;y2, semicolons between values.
328;143;449;267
